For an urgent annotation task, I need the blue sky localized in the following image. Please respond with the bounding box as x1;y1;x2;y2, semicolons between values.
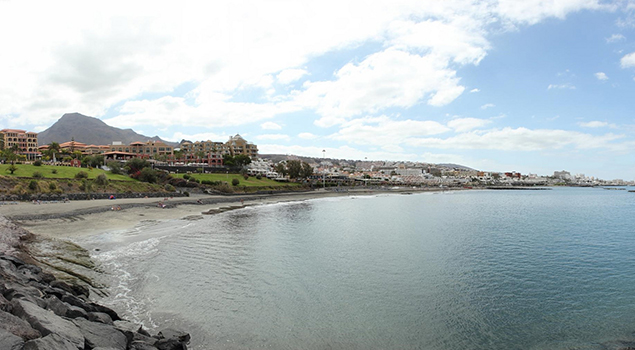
2;0;635;180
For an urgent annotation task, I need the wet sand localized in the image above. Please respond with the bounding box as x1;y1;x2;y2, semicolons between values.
3;189;404;239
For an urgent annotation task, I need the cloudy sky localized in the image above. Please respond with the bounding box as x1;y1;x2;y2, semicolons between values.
2;0;635;179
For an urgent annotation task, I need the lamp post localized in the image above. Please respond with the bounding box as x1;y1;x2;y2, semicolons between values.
322;149;326;189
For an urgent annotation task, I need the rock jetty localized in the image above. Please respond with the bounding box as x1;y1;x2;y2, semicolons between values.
0;216;191;350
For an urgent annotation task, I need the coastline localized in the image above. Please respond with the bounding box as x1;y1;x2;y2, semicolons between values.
5;187;443;239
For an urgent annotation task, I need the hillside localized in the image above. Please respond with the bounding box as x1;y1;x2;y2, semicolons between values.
37;113;176;146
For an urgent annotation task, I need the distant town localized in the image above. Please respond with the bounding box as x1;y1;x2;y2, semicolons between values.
1;128;632;188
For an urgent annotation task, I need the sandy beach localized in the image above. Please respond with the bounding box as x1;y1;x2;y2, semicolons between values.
2;189;399;239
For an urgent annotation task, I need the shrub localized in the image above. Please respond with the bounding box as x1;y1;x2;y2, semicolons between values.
32;171;44;179
10;184;25;195
107;161;122;175
138;168;158;183
164;184;176;192
49;182;57;191
256;174;262;180
79;179;92;192
33;160;42;166
66;181;73;189
183;191;190;197
243;175;249;180
75;171;89;179
183;174;191;180
51;169;58;174
28;180;39;191
232;178;240;186
95;173;109;186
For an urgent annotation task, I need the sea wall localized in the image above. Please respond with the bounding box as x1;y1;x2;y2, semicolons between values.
1;192;187;203
0;216;191;350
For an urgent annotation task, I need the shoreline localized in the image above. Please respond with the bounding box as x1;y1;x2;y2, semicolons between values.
5;187;448;239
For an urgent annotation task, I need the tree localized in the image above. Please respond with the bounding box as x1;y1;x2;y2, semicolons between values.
3;148;18;166
274;163;286;176
300;162;314;178
234;154;252;167
223;154;235;167
286;160;302;179
125;158;151;175
48;142;61;162
138;167;158;183
107;161;123;175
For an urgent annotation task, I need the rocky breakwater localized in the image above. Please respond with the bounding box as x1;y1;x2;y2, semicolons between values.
0;217;191;350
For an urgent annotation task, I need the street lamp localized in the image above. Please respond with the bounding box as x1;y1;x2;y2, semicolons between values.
322;149;326;189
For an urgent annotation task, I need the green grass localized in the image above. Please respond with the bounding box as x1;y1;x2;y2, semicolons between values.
0;164;133;181
172;172;300;187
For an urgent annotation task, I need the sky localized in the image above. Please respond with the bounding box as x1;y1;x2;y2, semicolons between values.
2;0;635;180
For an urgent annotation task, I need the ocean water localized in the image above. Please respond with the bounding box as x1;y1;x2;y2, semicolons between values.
80;188;635;349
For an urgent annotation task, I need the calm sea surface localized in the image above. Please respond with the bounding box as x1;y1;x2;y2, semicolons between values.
80;188;635;349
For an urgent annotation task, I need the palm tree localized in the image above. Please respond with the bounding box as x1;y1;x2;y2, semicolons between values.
48;142;61;163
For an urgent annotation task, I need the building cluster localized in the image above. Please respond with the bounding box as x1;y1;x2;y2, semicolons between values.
0;129;39;160
29;134;258;166
244;157;633;187
1;127;631;185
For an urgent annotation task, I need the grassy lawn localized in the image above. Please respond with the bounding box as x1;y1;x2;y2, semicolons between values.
172;172;300;187
0;164;133;181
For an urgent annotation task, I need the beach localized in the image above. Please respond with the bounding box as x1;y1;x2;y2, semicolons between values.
3;188;426;239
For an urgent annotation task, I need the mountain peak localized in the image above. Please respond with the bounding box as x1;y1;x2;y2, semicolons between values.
38;113;176;147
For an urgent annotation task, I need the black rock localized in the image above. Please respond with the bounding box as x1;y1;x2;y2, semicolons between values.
72;317;127;350
21;333;77;350
87;311;113;325
11;299;84;349
0;327;24;350
0;309;41;340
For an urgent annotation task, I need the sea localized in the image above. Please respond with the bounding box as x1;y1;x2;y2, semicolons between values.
76;187;635;350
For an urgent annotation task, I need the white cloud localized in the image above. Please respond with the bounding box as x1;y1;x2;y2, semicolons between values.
621;52;635;68
494;0;605;26
255;134;291;141
578;120;617;128
258;144;419;162
301;49;466;127
405;127;624;151
480;103;495;109
606;33;626;43
595;72;609;80
298;132;319;140
469;88;480;93
170;131;229;143
276;69;309;85
261;121;282;130
387;17;490;65
547;83;576;90
329;115;450;147
579;121;608;128
447;118;492;132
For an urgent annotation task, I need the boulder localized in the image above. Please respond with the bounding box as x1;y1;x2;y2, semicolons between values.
11;299;84;349
155;328;191;344
0;328;23;350
130;341;159;350
154;329;190;350
72;317;127;350
88;311;113;325
0;293;12;312
22;333;78;350
114;320;151;344
0;309;41;340
45;296;70;317
67;305;88;319
155;338;188;350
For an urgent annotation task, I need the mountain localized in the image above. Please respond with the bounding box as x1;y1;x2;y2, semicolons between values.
37;113;177;147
